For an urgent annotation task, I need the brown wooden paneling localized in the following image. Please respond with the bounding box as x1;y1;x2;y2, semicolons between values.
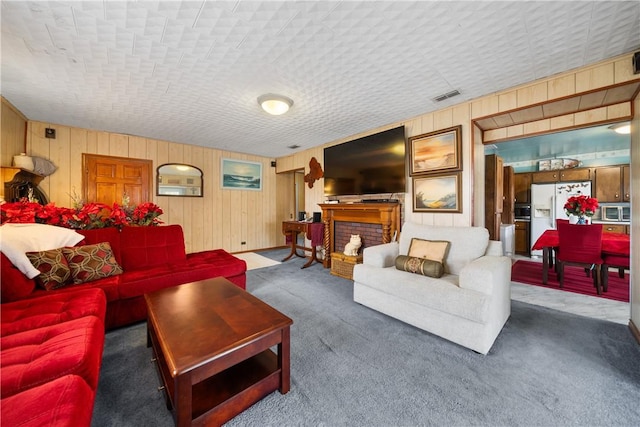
1;97;27;167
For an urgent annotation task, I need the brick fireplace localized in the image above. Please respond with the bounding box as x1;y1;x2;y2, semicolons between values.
334;222;383;253
319;202;402;268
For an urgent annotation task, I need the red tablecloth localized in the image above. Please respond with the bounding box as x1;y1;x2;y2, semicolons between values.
532;229;630;256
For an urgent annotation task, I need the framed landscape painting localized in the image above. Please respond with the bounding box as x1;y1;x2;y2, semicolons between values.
221;159;262;191
412;173;461;213
409;125;462;175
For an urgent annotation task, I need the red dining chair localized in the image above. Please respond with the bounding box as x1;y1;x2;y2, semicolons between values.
601;254;630;292
556;221;604;294
551;219;570;273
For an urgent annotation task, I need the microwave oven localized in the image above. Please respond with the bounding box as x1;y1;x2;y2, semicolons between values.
514;204;531;220
601;206;630;222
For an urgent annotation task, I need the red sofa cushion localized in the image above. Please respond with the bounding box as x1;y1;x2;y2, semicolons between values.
1;289;106;337
28;275;121;303
1;252;36;302
0;374;95;427
118;225;187;271
0;316;104;398
187;249;247;277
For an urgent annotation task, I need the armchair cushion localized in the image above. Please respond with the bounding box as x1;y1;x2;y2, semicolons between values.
395;255;444;278
398;223;489;275
407;238;450;265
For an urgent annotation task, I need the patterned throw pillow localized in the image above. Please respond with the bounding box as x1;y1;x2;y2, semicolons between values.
395;255;444;278
407;238;451;265
26;248;71;290
62;242;123;284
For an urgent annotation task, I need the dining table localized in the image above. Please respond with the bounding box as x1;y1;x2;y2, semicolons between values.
531;229;630;285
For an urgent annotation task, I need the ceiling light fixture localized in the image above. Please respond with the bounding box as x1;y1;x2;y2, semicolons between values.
609;123;631;134
258;94;293;115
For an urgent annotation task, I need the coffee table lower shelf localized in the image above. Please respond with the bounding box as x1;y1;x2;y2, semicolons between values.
151;340;280;426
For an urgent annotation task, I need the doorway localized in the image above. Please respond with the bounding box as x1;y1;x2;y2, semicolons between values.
295;169;305;220
483;124;631;324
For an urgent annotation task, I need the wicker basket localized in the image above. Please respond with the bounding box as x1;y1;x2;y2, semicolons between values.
330;252;363;280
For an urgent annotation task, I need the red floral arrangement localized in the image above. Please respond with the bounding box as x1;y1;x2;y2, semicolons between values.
0;199;163;229
564;195;598;217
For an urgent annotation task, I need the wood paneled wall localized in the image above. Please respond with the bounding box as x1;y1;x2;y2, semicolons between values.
1;97;27;168
278;52;639;233
25;121;278;254
2;52;636;299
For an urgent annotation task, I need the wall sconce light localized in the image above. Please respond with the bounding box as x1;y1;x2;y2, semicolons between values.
609;123;630;134
257;94;293;115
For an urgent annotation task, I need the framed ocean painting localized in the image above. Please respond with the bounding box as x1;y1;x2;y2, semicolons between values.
221;159;262;191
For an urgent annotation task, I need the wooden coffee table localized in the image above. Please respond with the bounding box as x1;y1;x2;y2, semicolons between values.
144;277;293;426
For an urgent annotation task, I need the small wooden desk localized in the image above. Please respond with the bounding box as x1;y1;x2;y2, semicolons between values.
281;221;324;268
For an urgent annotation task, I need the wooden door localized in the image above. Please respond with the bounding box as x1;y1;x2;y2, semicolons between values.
83;154;152;205
502;165;515;224
484;154;503;240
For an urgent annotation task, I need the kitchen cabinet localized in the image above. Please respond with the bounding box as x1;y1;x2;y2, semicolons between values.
514;173;532;203
622;165;630;202
531;167;591;184
601;224;626;234
594;165;630;202
485;154;503;241
514;221;530;256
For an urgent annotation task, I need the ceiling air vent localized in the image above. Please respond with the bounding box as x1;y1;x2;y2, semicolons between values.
432;90;461;102
288;144;301;149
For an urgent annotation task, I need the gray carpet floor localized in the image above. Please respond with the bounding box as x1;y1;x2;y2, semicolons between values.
92;248;640;426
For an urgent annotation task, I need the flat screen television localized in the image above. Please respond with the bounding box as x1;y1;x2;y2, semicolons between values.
323;126;406;197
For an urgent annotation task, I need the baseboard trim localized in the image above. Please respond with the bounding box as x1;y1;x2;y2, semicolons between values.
629;319;640;345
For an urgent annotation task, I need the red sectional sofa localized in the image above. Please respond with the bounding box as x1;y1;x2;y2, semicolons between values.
0;224;247;426
1;288;106;427
1;224;247;329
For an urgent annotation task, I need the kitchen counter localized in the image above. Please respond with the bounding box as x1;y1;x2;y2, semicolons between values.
591;220;630;225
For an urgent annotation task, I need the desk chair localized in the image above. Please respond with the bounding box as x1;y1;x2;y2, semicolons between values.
556;221;604;294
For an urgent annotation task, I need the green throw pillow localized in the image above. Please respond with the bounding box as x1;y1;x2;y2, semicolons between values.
395;255;444;278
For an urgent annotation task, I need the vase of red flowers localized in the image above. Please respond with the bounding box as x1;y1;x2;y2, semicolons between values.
564;195;598;225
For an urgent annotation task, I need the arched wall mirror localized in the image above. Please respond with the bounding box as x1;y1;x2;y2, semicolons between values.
157;164;203;197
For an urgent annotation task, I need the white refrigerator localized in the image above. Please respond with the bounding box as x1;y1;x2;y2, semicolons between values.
530;181;591;257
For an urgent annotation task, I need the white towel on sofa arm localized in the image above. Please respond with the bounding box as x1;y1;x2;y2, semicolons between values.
0;223;84;278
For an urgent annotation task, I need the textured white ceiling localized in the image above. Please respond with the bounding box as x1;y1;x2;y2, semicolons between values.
1;1;639;158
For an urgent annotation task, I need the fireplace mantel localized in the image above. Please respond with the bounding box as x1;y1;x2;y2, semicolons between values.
319;203;401;268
